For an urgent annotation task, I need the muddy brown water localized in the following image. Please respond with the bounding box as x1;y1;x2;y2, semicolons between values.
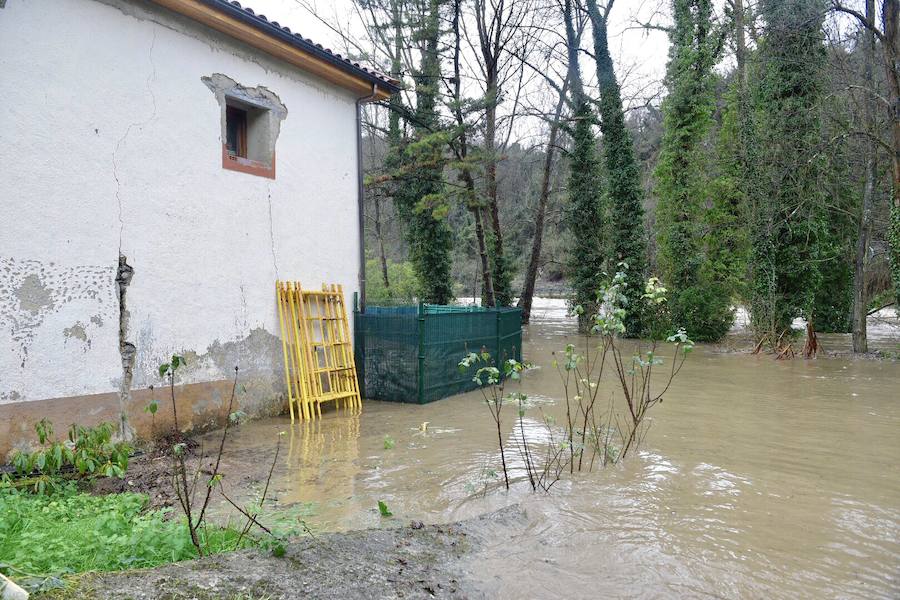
209;301;900;599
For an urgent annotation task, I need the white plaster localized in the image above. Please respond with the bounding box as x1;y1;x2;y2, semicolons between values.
0;0;361;404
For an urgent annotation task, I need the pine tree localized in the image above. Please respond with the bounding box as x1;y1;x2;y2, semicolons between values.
655;0;733;341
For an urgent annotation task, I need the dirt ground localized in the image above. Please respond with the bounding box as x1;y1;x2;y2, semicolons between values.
37;506;522;600
86;435;270;512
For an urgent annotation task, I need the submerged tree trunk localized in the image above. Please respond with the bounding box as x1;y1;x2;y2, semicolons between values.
853;0;878;353
519;78;570;323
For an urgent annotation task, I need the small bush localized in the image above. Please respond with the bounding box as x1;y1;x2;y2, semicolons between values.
8;420;132;494
669;284;734;342
365;259;419;304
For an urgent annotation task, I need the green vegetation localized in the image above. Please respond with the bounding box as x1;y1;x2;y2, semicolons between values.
389;0;453;305
655;0;734;342
365;259;418;304
359;0;897;353
586;0;648;337
6;420;131;495
749;0;828;348
563;0;606;327
0;484;247;582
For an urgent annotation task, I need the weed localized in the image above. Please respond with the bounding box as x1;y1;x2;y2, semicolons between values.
0;484;248;584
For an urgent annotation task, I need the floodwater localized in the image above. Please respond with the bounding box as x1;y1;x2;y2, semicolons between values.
215;300;900;599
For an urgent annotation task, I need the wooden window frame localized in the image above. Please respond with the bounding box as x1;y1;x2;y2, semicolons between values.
222;103;276;179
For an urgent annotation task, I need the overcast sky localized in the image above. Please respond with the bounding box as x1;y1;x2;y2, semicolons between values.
247;0;673;92
243;0;677;145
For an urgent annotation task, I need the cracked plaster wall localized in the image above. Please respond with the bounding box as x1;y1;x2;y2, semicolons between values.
0;0;361;432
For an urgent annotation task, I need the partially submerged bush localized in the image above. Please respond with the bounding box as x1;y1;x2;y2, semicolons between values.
460;266;695;491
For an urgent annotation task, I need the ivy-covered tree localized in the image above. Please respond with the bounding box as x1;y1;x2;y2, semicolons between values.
586;0;647;337
563;0;605;326
655;0;732;341
392;0;454;304
705;0;752;311
749;0;828;347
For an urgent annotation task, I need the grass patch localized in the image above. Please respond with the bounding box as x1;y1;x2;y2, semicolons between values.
0;483;250;587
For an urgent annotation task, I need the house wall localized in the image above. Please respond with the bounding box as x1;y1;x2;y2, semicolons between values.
0;0;362;458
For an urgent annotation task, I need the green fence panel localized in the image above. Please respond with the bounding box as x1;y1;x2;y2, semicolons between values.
354;306;419;402
354;303;522;404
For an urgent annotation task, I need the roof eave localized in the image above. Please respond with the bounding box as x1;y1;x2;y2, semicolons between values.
148;0;400;100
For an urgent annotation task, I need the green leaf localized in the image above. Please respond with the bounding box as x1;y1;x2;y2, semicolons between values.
158;363;170;378
377;500;392;517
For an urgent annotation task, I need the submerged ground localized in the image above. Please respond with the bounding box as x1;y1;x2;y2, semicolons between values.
44;301;900;598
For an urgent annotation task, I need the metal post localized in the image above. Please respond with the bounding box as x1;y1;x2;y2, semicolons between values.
353;292;365;395
495;308;502;363
417;301;426;404
356;84;378;314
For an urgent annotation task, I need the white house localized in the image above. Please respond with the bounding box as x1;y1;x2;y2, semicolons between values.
0;0;398;457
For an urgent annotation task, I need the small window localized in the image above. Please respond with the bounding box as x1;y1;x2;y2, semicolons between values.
221;99;277;179
203;74;286;180
225;105;247;158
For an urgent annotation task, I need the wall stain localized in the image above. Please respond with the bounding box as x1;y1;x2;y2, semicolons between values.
15;274;54;314
0;257;116;366
63;321;92;351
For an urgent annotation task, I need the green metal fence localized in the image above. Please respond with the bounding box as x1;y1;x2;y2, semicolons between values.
353;301;523;404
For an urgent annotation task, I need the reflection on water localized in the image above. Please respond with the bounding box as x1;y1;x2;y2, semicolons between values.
215;298;900;598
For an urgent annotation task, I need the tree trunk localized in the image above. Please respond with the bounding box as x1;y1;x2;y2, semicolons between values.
484;85;510;305
452;0;495;306
374;195;390;289
853;0;878;353
585;0;647;337
734;0;748;89
884;0;900;302
519;78;569;323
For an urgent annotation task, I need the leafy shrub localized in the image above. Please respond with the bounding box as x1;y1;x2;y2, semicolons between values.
8;420;132;494
365;259;419;304
669;283;734;342
0;484;246;578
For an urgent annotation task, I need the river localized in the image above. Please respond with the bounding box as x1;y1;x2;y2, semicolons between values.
216;299;900;598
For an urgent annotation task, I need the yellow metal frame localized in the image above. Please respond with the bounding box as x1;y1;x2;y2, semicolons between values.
276;281;362;421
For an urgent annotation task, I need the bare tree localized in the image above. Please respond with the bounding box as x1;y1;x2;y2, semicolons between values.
519;76;571;323
833;0;900;305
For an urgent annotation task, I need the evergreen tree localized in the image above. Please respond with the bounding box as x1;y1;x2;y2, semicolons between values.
655;0;733;341
749;0;828;347
586;0;647;337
